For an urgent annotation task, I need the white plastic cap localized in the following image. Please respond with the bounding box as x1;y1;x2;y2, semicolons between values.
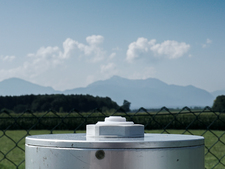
97;116;134;126
86;116;144;138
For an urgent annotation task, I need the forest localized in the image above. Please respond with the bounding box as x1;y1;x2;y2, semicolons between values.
0;94;119;113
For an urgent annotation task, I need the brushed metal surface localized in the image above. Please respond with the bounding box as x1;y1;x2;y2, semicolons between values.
25;144;204;169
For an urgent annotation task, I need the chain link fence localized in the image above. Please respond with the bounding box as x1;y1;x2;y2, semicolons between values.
0;106;225;169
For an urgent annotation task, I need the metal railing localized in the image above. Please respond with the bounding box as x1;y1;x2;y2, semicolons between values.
0;106;225;169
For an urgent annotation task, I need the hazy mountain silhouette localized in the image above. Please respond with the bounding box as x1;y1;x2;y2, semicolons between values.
64;76;215;108
0;78;60;96
0;76;215;108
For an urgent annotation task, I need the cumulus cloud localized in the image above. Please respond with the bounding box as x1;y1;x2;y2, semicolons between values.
28;35;105;62
28;46;61;58
62;35;105;62
109;52;116;59
0;35;107;82
62;38;78;59
202;38;212;48
0;68;20;81
26;35;106;74
150;40;190;59
26;46;64;77
99;62;118;81
0;55;15;62
100;63;116;74
126;38;190;62
86;35;104;46
126;38;152;62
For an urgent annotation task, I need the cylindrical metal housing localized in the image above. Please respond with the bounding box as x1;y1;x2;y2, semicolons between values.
25;116;204;169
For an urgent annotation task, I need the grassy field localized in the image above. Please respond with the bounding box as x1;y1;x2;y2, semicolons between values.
0;130;225;169
147;130;225;169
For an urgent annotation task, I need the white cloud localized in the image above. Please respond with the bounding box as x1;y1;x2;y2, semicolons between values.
109;52;116;59
0;55;15;61
100;63;116;74
202;38;212;48
206;38;212;44
98;62;119;82
86;35;104;46
62;38;78;59
27;35;106;70
150;40;190;59
0;68;20;78
202;44;206;48
85;62;118;87
0;35;111;89
26;46;64;78
28;46;61;58
62;35;105;62
126;37;151;62
126;38;190;62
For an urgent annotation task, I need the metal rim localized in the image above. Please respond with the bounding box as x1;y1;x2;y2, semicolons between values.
26;133;204;149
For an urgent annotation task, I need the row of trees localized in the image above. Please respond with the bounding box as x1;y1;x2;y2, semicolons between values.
212;95;225;112
0;94;120;113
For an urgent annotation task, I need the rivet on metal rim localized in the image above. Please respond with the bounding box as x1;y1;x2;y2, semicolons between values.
95;150;105;160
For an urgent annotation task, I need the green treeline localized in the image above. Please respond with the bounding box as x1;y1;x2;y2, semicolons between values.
0;94;119;113
212;95;225;112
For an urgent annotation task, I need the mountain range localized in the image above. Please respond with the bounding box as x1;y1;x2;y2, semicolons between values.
0;76;224;109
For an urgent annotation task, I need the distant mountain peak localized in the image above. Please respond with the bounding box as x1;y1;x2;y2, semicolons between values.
110;75;123;79
0;76;215;108
88;76;168;89
1;77;26;82
65;76;214;108
0;77;59;96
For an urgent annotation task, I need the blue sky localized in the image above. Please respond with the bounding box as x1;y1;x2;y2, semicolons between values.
0;0;224;92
